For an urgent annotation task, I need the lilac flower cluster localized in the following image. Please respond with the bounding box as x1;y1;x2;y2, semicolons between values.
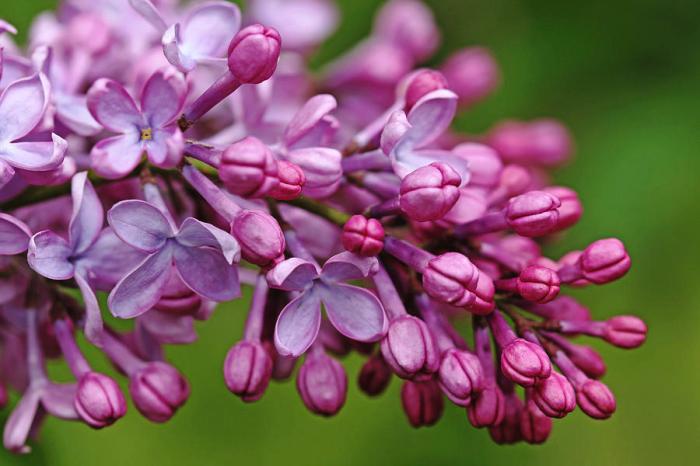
0;0;647;452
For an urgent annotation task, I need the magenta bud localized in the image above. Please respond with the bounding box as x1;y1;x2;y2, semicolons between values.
358;353;393;397
220;137;278;198
129;362;190;423
269;160;305;201
438;348;484;406
374;0;439;62
532;371;576;418
603;316;647;349
452;143;503;188
500;339;552;386
576;379;616;419
399;162;461;222
543;186;582;231
401;379;444;428
520;397;552;444
440;47;500;106
489;393;523;444
488;119;572;166
342;215;385;257
467;382;505;428
74;372;126;429
231;210;285;268
227;24;281;84
506;190;561;237
296;353;347;417
567;345;607;379
404;69;448;110
498;164;532;198
423;252;494;312
517;266;560;304
380;315;439;379
580;238;631;284
223;341;273;402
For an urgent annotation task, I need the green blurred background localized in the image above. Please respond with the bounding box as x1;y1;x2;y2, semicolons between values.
1;0;699;465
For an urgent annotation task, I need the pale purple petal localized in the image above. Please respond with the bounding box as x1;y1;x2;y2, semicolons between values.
144;125;183;168
162;24;197;73
176;217;240;264
140;70;186;128
266;257;319;291
128;0;168;32
107;200;173;252
180;2;241;60
392;148;470;185
0;159;15;189
283;94;337;148
3;388;41;454
401;88;458;149
0;133;67;171
75;273;103;345
69;172;103;255
86;78;144;132
139;311;196;344
54;92;101;136
320;252;378;282
90;133;143;179
319;283;387;342
16;155;75;186
40;383;79;419
0;74;49;142
274;290;322;357
285;146;342;198
108;246;173;318
173;243;240;302
0;213;31;254
27;230;74;280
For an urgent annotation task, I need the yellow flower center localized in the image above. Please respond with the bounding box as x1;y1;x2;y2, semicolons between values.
140;128;153;141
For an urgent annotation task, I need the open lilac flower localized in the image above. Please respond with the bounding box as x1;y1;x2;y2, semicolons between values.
87;70;186;178
0;213;31;255
107;198;241;318
267;252;388;357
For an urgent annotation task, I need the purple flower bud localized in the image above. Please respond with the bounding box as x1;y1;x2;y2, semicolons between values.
452;143;503;188
489;393;522;444
488;119;572;166
399;162;461;222
220;136;278;198
227;24;281;84
576;379;616;419
520;396;552;444
517;265;560;304
531;371;576;418
380;315;439;379
269;160;305;201
404;69;448;110
543;186;582;231
505;191;561;237
438;348;483;406
500;339;551;387
580;238;631;284
467;382;505;428
422;252;495;313
374;0;440;62
342;215;385;257
74;372;127;429
223;341;273;402
358;353;392;397
568;345;607;379
129;362;190;423
401;379;444;428
231;210;285;268
296;353;347;417
603;315;647;349
440;47;500;106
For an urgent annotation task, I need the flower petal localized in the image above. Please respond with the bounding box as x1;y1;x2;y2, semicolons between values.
162;24;198;73
139;311;197;344
86;78;144;132
321;252;378;282
107;200;173;252
40;383;79;420
144;125;183;168
274;290;321;357
3;388;41;454
90;133;143;179
27;230;74;280
128;0;168;32
69;172;103;255
319;283;387;342
140;70;186;128
283;94;337;148
285;147;342;198
173;243;240;302
108;246;173;318
0;133;67;171
54;92;101;136
0;213;31;254
75;273;103;345
176;217;240;264
266;257;319;291
0;74;49;142
180;1;241;60
401;88;458;149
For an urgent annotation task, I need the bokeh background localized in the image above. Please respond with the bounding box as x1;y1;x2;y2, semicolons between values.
1;0;699;465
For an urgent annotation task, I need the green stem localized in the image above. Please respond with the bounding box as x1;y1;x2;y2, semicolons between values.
285;196;350;226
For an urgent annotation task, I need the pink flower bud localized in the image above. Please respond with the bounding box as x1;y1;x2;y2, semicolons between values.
341;215;385;257
399;162;461;222
75;372;127;429
67;13;111;55
505;190;561;237
231;210;285;268
568;345;607;379
380;315;439;379
488;119;572;166
374;0;440;62
129;362;190;423
543;186;582;231
219;137;278;198
269;160;305;201
520;397;552;444
296;353;347;417
580;238;631;284
358;353;393;397
423;252;494;312
576;379;616;419
438;348;484;406
227;24;281;84
223;341;273;402
404;69;448;110
489;393;522;444
467;382;505;428
500;339;551;387
401;379;443;428
603;316;647;349
452;143;503;188
517;265;560;304
440;47;500;106
531;371;576;418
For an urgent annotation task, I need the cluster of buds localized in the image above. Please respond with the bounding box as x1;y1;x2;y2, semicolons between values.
0;0;646;453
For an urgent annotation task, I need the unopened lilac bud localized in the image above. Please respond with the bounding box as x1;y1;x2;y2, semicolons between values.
231;210;285;268
604;316;647;349
580;238;631;284
129;362;190;423
358;353;392;397
532;371;576;418
520;396;552;444
296;353;347;416
401;379;443;428
380;315;439;379
404;69;448;110
467;383;505;428
67;13;111;55
506;191;561;237
220;137;278;198
342;215;385;257
500;339;551;387
441;47;500;106
374;0;439;62
568;345;607;379
488;119;572;166
269;161;305;201
543;186;582;231
399;163;461;222
438;348;483;406
489;393;522;444
452;143;502;188
74;372;126;429
227;24;281;84
517;266;560;304
224;341;273;402
422;253;494;313
577;379;616;419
